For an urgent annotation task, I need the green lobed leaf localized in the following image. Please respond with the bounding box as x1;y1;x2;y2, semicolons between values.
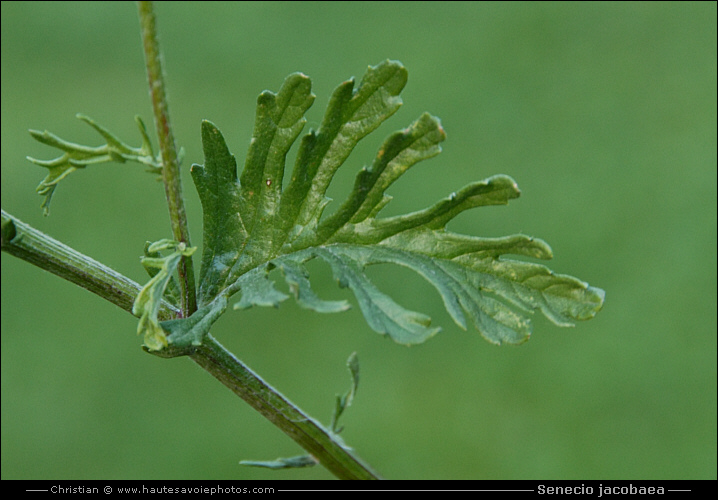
185;60;604;347
190;121;245;304
132;239;196;351
27;114;161;215
278;61;408;248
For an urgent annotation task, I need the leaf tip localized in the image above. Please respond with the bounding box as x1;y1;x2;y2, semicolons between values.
581;285;606;319
200;119;219;134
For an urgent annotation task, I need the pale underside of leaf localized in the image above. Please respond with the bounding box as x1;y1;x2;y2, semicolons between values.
240;455;318;470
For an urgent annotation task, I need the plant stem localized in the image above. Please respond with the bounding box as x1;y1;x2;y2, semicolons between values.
1;210;178;320
137;0;196;317
1;209;381;479
191;336;381;480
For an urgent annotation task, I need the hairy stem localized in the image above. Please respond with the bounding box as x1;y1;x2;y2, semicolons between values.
137;1;197;317
1;209;380;480
1;210;178;320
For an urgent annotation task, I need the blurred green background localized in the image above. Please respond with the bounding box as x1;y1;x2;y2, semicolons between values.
2;1;715;480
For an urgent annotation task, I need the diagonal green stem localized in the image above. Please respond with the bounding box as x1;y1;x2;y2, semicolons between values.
190;336;381;480
1;209;381;480
137;1;197;317
1;209;178;320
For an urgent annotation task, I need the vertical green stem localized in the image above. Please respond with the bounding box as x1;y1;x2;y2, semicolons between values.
137;1;197;317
